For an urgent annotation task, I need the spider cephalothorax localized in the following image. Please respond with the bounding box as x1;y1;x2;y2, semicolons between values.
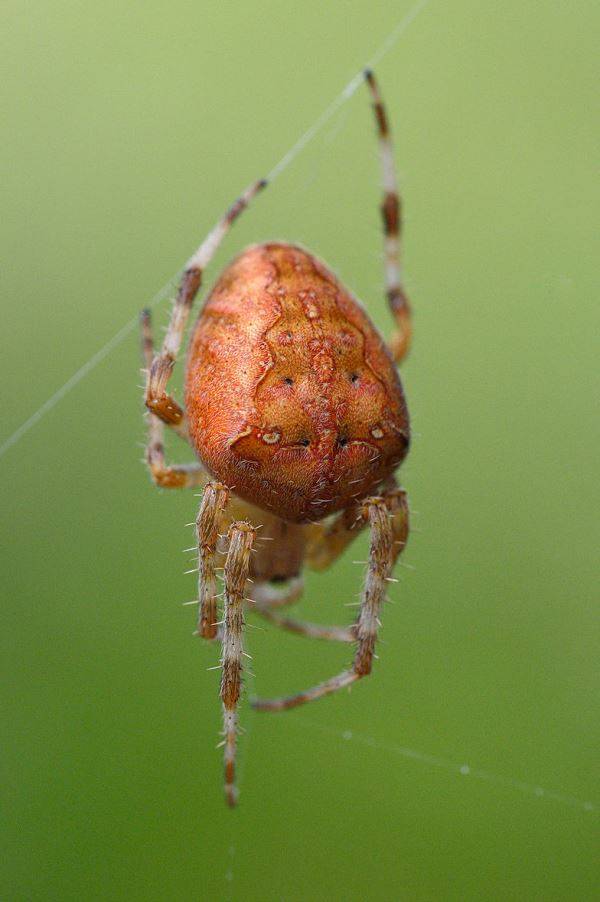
141;70;412;806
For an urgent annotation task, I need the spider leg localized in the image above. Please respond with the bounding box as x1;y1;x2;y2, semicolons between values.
196;482;230;640
305;500;367;571
250;571;353;644
254;606;356;643
253;485;405;643
250;575;354;643
220;520;255;807
250;577;304;609
251;489;408;711
139;309;207;487
365;69;412;364
144;179;267;426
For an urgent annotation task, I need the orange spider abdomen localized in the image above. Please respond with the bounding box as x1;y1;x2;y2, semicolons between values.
184;243;410;522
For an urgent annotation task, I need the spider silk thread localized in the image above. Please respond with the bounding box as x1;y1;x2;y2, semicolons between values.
0;0;431;460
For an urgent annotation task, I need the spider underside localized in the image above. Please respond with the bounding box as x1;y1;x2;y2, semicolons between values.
141;71;412;806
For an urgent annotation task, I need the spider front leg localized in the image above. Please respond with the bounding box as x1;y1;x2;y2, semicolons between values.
144;179;267;426
220;520;255;807
252;489;409;711
365;69;412;364
140;309;206;488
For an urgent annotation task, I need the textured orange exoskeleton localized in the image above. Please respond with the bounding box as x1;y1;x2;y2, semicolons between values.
141;71;413;806
185;243;410;523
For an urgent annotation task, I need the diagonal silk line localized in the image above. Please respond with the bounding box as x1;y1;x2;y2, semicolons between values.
288;717;597;814
0;274;179;459
0;0;431;461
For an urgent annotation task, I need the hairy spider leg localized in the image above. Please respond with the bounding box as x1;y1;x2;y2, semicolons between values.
139;308;206;488
144;178;267;426
365;69;412;364
196;482;230;640
253;485;407;644
221;521;255;807
253;606;356;643
252;489;409;710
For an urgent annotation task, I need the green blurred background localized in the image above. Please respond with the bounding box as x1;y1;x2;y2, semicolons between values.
2;2;598;899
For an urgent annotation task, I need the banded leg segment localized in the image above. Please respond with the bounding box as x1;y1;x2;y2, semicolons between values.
140;309;206;488
252;490;409;711
306;482;407;571
221;522;255;807
365;69;412;364
196;482;230;640
145;179;267;426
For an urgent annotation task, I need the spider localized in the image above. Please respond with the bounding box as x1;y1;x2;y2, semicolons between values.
140;71;412;806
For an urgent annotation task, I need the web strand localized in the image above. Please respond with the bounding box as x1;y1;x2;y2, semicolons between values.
0;275;178;460
285;717;596;814
0;0;431;461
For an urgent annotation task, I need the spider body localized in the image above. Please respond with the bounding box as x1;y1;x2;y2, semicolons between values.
141;71;414;805
185;242;410;523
